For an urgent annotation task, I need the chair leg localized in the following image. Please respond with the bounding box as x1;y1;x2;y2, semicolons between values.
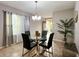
45;50;53;56
51;51;53;57
52;45;53;57
52;51;53;57
48;49;50;57
22;48;24;56
22;48;30;56
40;47;46;56
28;50;30;57
22;47;36;57
28;47;36;57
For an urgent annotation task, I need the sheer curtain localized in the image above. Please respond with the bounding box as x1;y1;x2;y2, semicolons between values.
12;13;25;44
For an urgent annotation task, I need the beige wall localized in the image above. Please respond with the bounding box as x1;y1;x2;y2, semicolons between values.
0;10;3;47
0;4;31;47
30;18;42;39
52;9;74;42
74;1;79;53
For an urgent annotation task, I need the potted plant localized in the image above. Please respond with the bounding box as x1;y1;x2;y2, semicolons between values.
57;18;74;44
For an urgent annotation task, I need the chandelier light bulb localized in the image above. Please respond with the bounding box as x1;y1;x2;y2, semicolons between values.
35;15;38;19
32;16;35;20
32;15;41;21
38;16;41;20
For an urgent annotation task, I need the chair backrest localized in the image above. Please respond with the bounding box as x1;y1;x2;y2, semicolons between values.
21;33;31;50
47;33;54;49
25;31;30;36
42;31;47;38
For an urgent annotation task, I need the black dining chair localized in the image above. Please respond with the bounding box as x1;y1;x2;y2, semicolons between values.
25;31;35;42
40;31;47;43
21;33;37;56
39;33;54;56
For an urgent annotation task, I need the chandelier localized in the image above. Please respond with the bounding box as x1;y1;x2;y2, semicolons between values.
32;1;41;20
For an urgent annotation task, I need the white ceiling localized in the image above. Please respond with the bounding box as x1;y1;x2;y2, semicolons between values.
0;1;75;18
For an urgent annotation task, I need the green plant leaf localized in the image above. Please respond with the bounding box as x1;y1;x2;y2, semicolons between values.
75;14;78;22
57;23;64;29
60;20;65;25
57;23;63;27
67;18;74;27
58;30;65;34
67;30;73;35
67;18;73;23
58;26;64;29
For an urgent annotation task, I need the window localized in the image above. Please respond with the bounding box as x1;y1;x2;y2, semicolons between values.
12;13;25;43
